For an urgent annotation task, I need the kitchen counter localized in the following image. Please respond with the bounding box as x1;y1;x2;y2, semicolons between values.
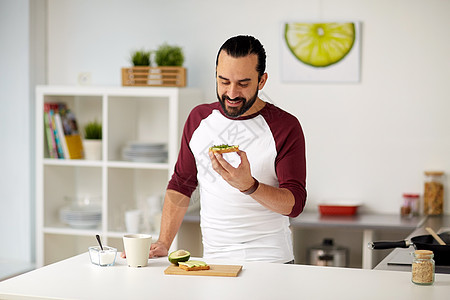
184;211;426;269
290;211;425;230
186;210;426;230
0;253;449;300
291;212;425;269
375;215;450;273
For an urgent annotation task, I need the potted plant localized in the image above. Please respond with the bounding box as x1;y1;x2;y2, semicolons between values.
121;44;186;87
122;49;152;86
154;43;184;66
83;120;102;160
130;49;151;66
153;43;186;87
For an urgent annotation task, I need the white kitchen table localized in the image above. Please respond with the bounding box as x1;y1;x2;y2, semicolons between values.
0;253;449;300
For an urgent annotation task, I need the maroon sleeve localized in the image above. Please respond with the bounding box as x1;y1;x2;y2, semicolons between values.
262;104;307;217
166;104;215;197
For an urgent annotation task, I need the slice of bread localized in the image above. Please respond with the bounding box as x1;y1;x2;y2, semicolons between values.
209;145;239;154
178;260;210;271
179;264;210;271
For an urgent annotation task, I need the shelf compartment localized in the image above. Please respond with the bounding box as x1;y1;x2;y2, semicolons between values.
41;94;102;160
108;96;169;162
107;168;167;233
43;165;102;228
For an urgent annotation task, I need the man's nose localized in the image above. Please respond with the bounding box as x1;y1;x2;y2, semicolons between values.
227;84;241;99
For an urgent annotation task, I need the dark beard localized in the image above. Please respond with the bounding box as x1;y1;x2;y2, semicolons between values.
217;87;258;118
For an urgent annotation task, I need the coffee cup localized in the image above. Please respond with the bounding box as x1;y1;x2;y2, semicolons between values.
123;234;152;267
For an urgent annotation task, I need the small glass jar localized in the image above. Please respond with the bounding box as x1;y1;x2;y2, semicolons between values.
412;250;435;285
423;171;444;215
400;193;420;218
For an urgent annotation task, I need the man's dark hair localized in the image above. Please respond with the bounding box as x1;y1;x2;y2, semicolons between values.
216;35;266;80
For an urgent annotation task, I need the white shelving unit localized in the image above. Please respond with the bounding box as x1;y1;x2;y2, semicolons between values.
35;85;202;267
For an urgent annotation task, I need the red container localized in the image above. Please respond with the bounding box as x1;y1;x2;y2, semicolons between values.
318;204;360;216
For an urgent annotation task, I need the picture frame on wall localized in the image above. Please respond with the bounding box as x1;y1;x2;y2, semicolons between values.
281;21;362;83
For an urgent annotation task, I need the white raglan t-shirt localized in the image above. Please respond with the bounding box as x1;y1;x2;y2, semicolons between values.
167;102;306;263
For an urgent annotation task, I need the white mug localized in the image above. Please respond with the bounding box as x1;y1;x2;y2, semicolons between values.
123;234;152;267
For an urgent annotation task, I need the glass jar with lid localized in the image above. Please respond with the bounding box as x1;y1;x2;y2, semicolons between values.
401;193;420;218
423;171;444;215
411;250;434;285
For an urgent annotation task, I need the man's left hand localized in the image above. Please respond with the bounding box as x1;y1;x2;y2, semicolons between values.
209;150;255;192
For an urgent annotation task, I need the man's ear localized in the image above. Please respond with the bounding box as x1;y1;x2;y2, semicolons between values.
258;73;268;90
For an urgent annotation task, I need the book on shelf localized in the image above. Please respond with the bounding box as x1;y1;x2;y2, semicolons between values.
48;103;64;158
43;103;58;158
60;106;84;159
54;111;70;158
43;102;84;159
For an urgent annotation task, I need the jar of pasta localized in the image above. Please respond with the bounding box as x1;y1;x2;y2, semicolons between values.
412;250;434;285
423;171;444;215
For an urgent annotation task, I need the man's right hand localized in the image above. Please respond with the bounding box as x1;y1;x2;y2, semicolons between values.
149;240;169;258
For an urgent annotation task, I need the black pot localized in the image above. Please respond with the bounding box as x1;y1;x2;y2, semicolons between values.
369;232;450;265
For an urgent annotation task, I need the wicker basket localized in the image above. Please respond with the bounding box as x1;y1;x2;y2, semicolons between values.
121;66;186;87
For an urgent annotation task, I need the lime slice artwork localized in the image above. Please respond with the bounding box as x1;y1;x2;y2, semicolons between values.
285;22;356;68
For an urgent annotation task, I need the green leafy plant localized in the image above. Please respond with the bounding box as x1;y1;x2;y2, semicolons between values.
131;49;151;66
83;120;102;140
155;43;184;66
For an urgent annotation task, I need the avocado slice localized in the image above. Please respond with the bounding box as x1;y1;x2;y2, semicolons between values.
168;249;191;265
178;260;207;268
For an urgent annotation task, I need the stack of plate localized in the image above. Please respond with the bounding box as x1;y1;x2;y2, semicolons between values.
59;205;102;229
122;142;168;163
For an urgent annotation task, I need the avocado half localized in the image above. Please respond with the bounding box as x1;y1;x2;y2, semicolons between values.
168;249;191;265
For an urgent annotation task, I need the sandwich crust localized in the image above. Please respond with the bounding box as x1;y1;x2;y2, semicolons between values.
209;144;239;154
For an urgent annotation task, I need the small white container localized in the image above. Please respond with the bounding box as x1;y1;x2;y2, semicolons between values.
89;246;117;266
83;139;102;160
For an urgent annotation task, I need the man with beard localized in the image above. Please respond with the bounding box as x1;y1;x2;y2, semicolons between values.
129;35;307;263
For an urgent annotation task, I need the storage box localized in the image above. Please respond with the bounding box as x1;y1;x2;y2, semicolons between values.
318;204;361;216
121;66;186;87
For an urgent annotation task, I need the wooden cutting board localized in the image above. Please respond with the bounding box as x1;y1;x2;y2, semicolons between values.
164;264;242;277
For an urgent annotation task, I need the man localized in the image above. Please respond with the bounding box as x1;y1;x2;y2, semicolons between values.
131;35;306;263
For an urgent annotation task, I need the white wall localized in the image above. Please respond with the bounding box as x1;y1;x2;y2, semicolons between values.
0;0;32;262
0;0;45;268
47;0;450;214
